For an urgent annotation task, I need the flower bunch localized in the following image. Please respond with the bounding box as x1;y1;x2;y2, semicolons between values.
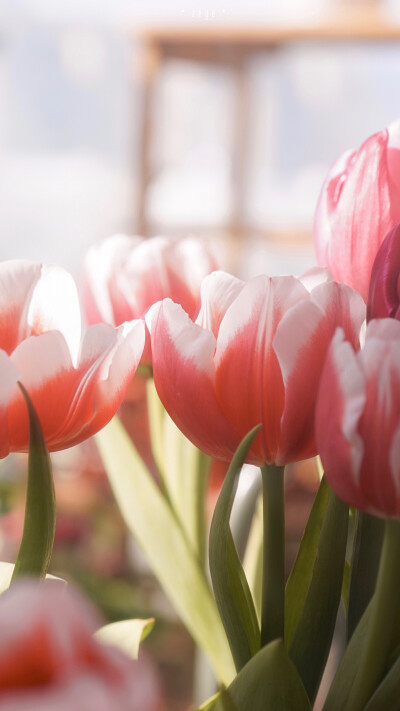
1;119;400;711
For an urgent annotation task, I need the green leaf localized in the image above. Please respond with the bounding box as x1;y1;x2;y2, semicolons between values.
243;493;263;624
0;561;64;594
341;559;351;617
323;600;372;711
347;511;384;641
146;378;166;480
95;417;235;685
163;411;210;566
364;655;400;711
288;480;349;703
95;618;154;659
209;427;261;672
12;383;56;581
199;640;312;711
285;476;331;648
198;692;220;711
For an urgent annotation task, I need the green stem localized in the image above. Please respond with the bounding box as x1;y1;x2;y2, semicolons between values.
260;463;285;646
348;511;384;641
345;518;400;711
189;447;211;568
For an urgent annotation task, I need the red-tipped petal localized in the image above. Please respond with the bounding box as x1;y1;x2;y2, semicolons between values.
8;321;145;452
151;299;238;460
316;329;367;509
215;275;309;464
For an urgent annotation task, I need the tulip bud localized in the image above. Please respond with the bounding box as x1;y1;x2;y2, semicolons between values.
367;222;400;322
314;120;400;300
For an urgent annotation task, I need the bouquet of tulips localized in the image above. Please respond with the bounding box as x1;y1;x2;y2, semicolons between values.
0;120;400;711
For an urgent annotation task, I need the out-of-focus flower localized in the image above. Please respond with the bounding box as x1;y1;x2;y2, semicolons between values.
81;235;218;473
149;269;365;466
367;222;400;321
316;319;400;518
81;234;218;340
0;260;145;457
314;120;400;300
0;580;164;711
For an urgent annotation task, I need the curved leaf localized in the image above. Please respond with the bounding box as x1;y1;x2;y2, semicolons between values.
95;618;154;659
364;654;400;711
289;482;348;703
12;383;56;581
323;598;372;710
347;511;384;640
199;640;312;711
285;476;330;648
209;427;261;672
95;417;235;685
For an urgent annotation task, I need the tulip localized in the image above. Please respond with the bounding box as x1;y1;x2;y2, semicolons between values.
314;119;400;300
149;268;365;467
81;235;217;473
367;222;400;321
0;580;164;711
316;320;400;711
0;260;145;457
82;234;218;333
316;318;400;518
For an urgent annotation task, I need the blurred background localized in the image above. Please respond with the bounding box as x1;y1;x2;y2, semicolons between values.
0;0;400;708
1;0;400;278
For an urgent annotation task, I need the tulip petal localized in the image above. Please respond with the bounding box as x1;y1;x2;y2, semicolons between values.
0;351;19;458
273;300;327;464
0;261;81;362
316;330;366;508
298;267;333;292
151;299;239;460
196;270;245;337
310;281;366;349
274;282;364;464
357;322;400;516
314;128;400;299
387;118;400;194
215;275;309;464
75;320;146;445
8;321;145;452
82;234;136;325
367;225;400;321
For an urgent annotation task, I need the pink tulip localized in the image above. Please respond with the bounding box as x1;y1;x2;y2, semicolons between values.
314;120;400;300
0;260;145;457
316;319;400;518
0;580;164;711
367;222;400;321
82;234;218;333
81;235;218;472
149;269;365;466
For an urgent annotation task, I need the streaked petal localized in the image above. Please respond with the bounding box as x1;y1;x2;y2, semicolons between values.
151;299;239;460
273;300;327;464
310;280;366;349
357;325;400;515
215;275;309;463
0;261;81;362
73;320;146;446
8;321;145;452
0;261;41;354
316;329;366;507
196;270;245;337
82;234;136;325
